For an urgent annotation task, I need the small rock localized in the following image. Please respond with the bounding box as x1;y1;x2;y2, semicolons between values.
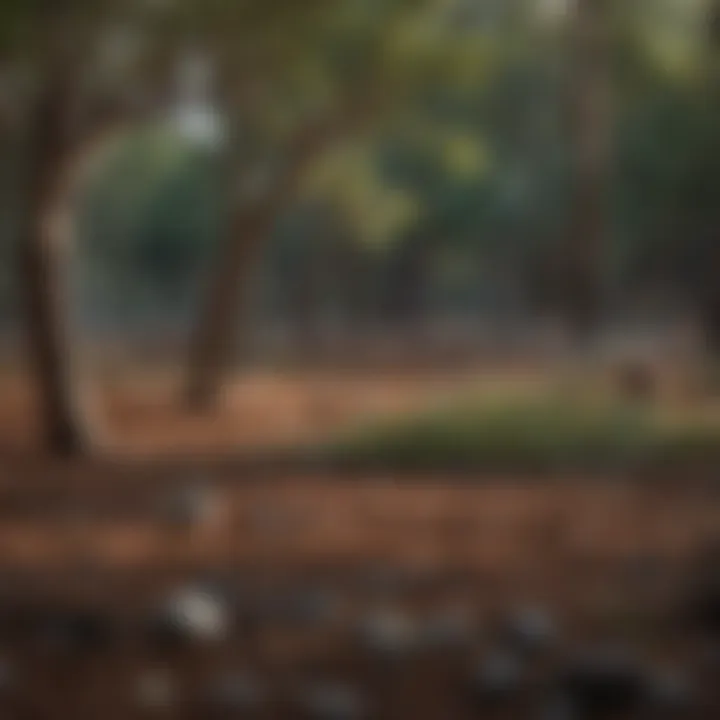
149;585;230;647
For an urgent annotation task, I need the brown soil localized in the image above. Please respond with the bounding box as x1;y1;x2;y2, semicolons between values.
0;367;717;718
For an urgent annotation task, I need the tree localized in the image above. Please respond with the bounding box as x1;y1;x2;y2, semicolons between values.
562;0;612;345
612;0;720;356
18;56;96;455
182;0;513;409
2;0;178;454
184;118;348;409
5;2;115;456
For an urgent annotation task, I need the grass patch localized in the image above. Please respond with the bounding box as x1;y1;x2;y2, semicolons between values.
326;393;720;474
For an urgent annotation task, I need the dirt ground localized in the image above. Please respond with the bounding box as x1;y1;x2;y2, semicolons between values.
0;471;716;718
0;366;717;718
0;365;531;455
1;358;715;457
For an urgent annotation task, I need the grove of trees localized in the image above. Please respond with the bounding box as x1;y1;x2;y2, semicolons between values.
1;0;720;454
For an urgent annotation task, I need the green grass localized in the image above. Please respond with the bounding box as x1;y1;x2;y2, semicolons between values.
325;393;720;475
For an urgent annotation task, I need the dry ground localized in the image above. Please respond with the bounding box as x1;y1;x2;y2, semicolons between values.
1;359;714;456
0;471;715;718
0;364;536;455
0;364;717;717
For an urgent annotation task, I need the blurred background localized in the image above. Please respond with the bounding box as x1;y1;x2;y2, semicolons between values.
0;1;720;718
3;0;720;457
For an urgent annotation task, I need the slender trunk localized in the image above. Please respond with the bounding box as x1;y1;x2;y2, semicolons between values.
19;67;92;456
563;0;612;346
184;202;272;411
184;123;338;412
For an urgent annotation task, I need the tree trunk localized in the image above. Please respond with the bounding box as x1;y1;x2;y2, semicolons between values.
184;122;339;412
184;203;272;411
563;0;612;347
19;68;93;456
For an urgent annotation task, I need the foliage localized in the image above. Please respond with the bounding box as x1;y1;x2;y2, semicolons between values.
77;126;222;313
4;0;720;337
